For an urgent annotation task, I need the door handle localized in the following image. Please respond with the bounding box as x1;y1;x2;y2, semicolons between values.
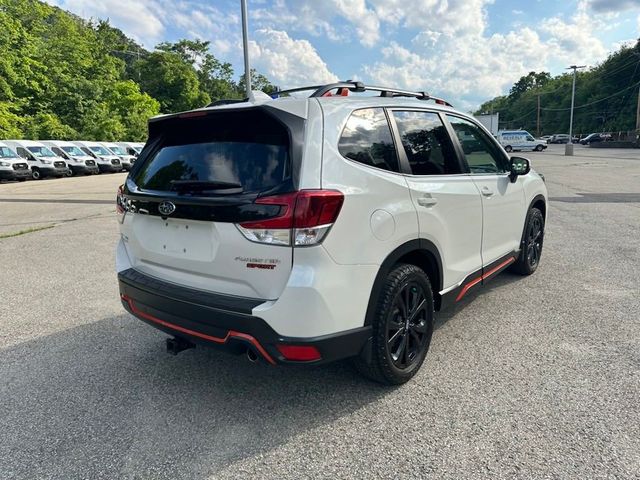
481;186;494;197
417;195;438;207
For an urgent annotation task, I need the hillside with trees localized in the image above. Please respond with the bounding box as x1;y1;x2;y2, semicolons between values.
475;40;640;136
0;0;274;141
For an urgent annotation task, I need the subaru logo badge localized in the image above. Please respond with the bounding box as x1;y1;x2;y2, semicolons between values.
158;201;176;216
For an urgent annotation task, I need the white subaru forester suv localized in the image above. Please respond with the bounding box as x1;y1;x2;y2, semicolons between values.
116;82;547;385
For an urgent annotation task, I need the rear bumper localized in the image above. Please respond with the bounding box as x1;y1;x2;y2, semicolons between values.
118;268;371;365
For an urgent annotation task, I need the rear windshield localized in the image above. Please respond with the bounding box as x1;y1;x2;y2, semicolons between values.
133;109;290;194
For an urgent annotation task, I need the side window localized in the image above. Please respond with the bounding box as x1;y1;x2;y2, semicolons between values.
526;135;535;142
51;147;66;158
392;110;461;175
338;108;400;173
447;116;508;174
16;147;30;159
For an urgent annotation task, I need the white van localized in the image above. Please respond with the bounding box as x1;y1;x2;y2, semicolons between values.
4;140;68;180
73;141;122;173
497;131;547;152
101;142;135;171
116;142;143;157
0;141;31;182
41;140;99;176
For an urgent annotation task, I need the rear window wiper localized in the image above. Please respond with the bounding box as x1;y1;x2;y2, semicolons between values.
170;180;243;193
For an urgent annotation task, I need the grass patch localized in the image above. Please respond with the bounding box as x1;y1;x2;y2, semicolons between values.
0;224;55;239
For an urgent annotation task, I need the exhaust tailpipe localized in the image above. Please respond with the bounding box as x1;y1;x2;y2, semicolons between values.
246;348;259;363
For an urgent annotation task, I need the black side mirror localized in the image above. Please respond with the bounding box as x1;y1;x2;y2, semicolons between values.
509;156;530;182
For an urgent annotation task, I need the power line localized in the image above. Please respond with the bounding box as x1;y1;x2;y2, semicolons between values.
540;80;640;111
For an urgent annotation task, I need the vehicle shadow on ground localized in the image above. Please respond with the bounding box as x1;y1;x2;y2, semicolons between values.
434;270;529;327
0;314;390;479
0;271;529;479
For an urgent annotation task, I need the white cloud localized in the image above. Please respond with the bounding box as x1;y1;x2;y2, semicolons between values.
249;29;338;86
253;0;379;47
363;0;621;109
539;2;608;63
45;0;165;46
369;0;490;38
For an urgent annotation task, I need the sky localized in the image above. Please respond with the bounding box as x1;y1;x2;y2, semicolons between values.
45;0;640;110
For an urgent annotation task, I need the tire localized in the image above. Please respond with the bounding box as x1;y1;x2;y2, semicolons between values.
535;145;544;152
505;145;513;153
511;207;545;275
31;169;41;180
354;264;434;385
65;169;73;177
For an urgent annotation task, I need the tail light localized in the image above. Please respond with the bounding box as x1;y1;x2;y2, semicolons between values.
116;184;126;223
237;190;344;247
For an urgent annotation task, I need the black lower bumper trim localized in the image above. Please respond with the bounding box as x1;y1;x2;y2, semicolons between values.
118;269;371;365
0;170;30;180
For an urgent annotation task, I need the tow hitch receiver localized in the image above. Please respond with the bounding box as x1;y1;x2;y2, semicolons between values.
166;337;195;355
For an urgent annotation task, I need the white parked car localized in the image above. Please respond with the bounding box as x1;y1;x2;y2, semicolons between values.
73;141;122;173
101;142;135;171
497;131;547;152
0;141;30;182
41;140;99;176
116;82;548;384
4;140;68;180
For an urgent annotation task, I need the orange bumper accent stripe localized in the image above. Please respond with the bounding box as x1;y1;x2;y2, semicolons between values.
455;256;516;302
121;294;276;365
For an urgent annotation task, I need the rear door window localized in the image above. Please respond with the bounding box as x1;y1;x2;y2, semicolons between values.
338;108;400;173
392;110;461;175
133;109;290;194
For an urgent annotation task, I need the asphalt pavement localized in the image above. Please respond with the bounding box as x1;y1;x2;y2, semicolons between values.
0;144;638;479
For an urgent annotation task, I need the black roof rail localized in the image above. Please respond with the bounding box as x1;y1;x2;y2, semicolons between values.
271;80;453;107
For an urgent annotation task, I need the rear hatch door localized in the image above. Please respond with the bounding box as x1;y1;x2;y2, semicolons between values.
120;107;301;300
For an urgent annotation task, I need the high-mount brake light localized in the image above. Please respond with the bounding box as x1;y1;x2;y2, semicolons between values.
236;190;344;247
178;111;208;119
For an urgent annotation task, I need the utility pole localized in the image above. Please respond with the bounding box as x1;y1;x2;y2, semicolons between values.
566;65;586;156
241;0;251;98
536;94;541;137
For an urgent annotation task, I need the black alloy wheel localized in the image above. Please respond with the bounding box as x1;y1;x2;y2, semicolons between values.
526;213;543;269
355;263;434;385
512;207;545;275
386;281;430;369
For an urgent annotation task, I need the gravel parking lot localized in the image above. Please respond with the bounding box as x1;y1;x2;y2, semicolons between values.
0;144;638;479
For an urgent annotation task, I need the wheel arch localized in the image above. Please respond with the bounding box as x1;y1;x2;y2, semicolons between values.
364;239;444;326
520;194;546;248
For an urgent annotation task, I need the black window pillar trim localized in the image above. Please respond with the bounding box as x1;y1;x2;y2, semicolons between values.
438;112;470;174
384;107;412;175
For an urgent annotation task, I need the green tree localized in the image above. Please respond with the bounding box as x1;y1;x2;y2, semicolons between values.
22;112;78;139
238;69;277;95
137;51;210;112
0;102;24;138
